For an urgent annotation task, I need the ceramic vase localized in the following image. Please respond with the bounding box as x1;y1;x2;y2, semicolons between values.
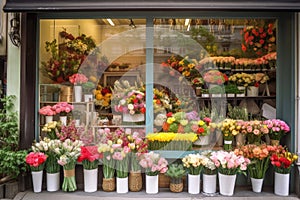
46;172;60;192
274;172;289;196
31;170;43;193
116;177;128;194
202;174;217;194
84;168;98;192
188;174;200;194
218;173;236;196
146;175;158;194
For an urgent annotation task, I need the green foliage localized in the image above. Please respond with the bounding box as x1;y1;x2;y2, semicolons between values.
0;149;28;179
227;104;248;120
191;26;217;55
0;95;28;180
165;163;186;179
0;95;19;151
225;84;242;94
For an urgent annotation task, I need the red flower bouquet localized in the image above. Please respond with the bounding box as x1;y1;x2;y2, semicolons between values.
78;146;102;170
241;22;276;57
270;146;298;174
25;152;47;171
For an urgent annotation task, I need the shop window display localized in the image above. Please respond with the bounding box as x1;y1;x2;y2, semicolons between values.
38;18;277;150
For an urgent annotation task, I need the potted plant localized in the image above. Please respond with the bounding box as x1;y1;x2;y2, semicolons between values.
225;84;240;97
0;95;28;199
165;163;186;193
209;85;225;97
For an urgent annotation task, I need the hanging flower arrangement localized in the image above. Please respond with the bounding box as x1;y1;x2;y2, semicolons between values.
41;31;96;83
241;22;276;57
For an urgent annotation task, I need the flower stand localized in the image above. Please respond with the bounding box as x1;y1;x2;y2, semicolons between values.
46;172;60;192
202;174;217;194
102;178;115;192
218;173;236;196
251;177;263;193
129;171;143;192
31;170;43;193
146;175;159;194
116;177;128;193
188;174;200;194
84;168;98;193
274;172;289;196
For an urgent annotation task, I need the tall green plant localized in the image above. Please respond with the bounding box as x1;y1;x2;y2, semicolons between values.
0;95;28;181
0;95;19;151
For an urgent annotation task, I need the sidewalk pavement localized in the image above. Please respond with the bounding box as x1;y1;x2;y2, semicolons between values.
9;187;299;200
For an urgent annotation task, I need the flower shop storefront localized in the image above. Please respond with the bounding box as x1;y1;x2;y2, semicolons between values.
3;0;300;198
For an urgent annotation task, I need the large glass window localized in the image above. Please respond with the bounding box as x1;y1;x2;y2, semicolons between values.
38;17;277;148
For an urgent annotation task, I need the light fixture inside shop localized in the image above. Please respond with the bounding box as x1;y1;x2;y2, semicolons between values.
129;19;136;28
107;18;115;26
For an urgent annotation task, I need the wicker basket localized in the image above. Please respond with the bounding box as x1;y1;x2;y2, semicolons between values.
102;178;115;192
170;182;183;193
129;171;143;192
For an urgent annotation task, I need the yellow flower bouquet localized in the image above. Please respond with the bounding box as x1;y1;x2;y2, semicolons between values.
146;132;197;151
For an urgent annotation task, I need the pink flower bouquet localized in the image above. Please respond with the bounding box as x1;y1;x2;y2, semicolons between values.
210;150;250;175
25;152;47;171
263;119;290;140
52;102;74;116
112;144;131;178
139;151;168;176
69;73;88;85
39;105;56;116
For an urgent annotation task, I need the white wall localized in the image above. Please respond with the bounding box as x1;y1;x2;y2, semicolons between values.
0;0;7;56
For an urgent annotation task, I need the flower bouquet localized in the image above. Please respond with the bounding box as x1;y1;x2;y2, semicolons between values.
115;89;146;122
270;146;298;196
182;153;205;194
52;102;74;116
241;22;276;57
127;131;148;192
69;73;88;85
26;152;48;172
153;88;172;114
78;145;101;192
210;150;250;196
228;73;254;87
42;121;60;139
139;151;168;194
112;144;131;193
200;151;217;194
57;139;83;192
32;138;62;192
56;120;81;141
146;132;197;151
94;85;112;110
41;31;96;83
25;152;48;193
98;142;116;192
263;119;290;144
220;119;240;150
39;105;56;116
234;144;273;193
241;120;269;144
203;70;228;85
